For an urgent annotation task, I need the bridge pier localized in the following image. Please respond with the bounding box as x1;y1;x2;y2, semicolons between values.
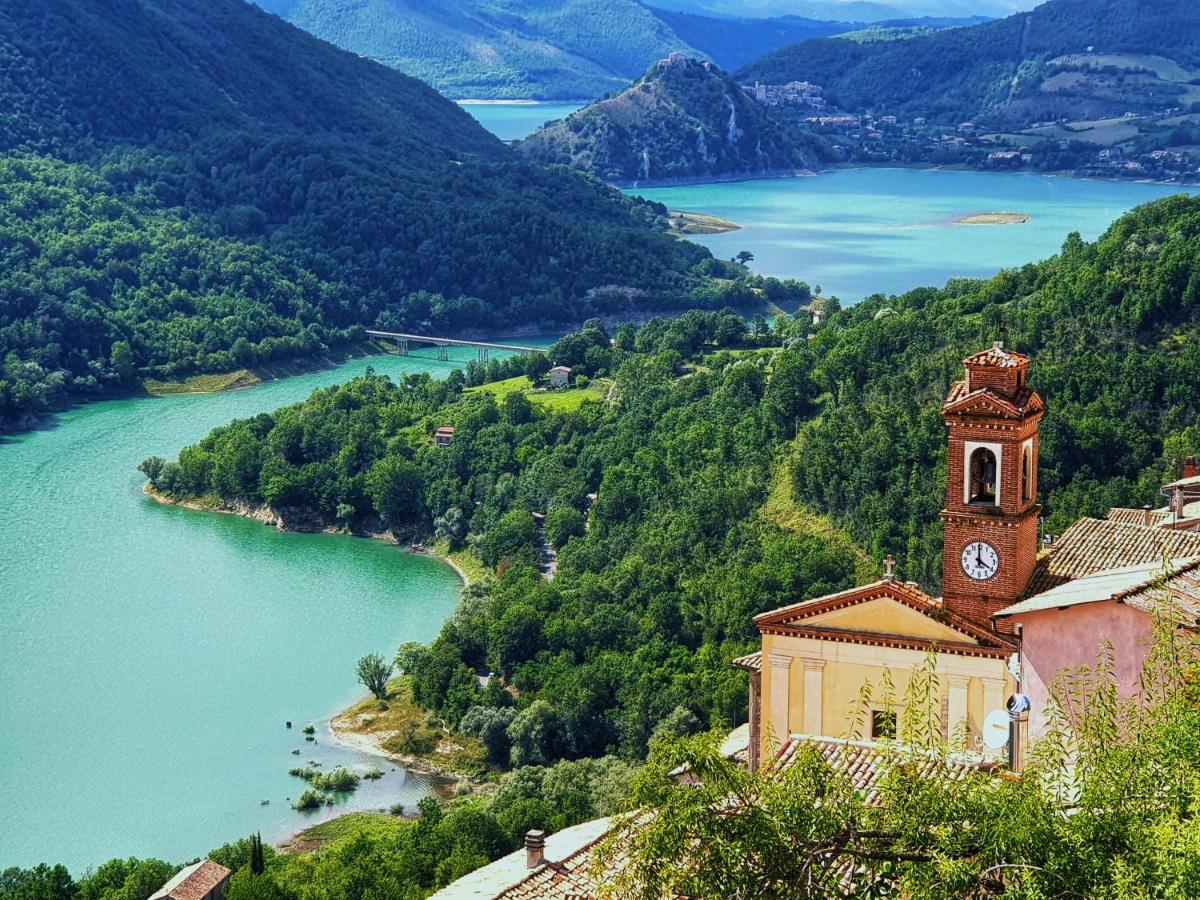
478;347;489;363
396;338;408;356
438;344;449;362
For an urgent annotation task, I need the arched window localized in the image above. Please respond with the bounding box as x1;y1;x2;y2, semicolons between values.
969;447;997;505
1021;444;1033;504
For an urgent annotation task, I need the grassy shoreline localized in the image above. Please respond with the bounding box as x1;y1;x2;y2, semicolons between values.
141;340;384;396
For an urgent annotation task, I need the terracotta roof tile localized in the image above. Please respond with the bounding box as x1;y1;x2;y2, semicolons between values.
768;735;987;806
149;860;231;900
1023;518;1200;598
731;651;761;672
1106;507;1170;528
963;345;1028;368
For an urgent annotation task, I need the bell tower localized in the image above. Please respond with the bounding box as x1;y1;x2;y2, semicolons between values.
941;342;1044;629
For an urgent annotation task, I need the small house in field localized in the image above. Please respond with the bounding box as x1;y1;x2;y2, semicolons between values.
549;366;572;388
148;860;231;900
435;426;455;448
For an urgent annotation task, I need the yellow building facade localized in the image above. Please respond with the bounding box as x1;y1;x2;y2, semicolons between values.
744;579;1016;767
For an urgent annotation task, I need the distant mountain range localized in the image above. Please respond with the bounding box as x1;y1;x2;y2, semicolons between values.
738;0;1200;126
519;54;830;183
247;0;985;99
523;0;1200;185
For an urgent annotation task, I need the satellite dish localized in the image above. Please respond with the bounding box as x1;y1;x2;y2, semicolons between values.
1007;693;1032;718
982;709;1010;750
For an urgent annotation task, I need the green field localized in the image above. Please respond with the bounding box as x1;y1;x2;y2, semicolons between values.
467;375;606;412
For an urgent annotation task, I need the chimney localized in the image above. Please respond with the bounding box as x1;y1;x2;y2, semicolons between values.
1173;487;1186;519
525;830;546;869
1143;505;1154;527
1185;456;1199;479
993;340;1004;350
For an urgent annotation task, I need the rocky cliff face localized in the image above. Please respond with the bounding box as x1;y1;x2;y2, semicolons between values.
518;53;828;184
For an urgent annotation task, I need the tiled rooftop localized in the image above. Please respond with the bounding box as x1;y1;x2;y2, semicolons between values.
768;735;988;807
731;650;761;672
432;818;613;899
148;860;231;900
1106;507;1171;528
1022;518;1200;599
962;344;1028;368
996;558;1200;619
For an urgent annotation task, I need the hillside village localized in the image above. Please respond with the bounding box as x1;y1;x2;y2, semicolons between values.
431;343;1200;897
744;71;1200;181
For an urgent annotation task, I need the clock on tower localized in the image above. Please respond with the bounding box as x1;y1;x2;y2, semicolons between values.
940;342;1044;630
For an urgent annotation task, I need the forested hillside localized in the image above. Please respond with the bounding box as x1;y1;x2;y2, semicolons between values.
738;0;1200;125
0;0;713;430
151;194;1200;773
519;54;831;183
251;0;689;99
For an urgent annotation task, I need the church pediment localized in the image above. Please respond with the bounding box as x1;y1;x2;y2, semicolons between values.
804;596;981;644
754;579;1015;654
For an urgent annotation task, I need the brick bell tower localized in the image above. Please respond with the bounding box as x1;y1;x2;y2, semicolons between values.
941;342;1045;630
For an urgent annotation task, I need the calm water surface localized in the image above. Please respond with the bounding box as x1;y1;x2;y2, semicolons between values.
632;168;1196;299
462;101;583;141
0;347;546;872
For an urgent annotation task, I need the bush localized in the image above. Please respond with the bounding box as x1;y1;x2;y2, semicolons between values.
363;768;384;780
294;789;323;810
310;767;360;792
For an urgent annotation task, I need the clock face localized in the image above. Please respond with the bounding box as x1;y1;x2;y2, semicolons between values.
961;541;1000;581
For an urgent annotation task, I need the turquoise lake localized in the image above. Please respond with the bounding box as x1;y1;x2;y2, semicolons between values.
461;101;582;141
634;168;1196;299
1;103;1190;873
0;347;540;872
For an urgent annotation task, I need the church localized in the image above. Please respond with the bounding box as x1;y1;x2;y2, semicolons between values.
737;342;1200;770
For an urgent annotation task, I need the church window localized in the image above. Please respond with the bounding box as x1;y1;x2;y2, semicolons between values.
969;447;998;505
871;710;897;740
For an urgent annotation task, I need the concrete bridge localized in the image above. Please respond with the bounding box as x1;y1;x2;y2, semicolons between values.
366;330;543;363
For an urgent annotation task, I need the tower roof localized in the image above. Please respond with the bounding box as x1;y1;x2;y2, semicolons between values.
963;342;1029;369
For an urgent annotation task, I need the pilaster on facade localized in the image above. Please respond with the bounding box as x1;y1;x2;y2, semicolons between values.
945;673;971;743
800;657;825;736
766;652;792;751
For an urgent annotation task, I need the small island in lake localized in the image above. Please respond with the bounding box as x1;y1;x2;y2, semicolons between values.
954;211;1031;225
668;210;741;234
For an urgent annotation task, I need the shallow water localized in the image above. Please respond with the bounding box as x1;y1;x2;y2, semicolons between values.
0;347;537;872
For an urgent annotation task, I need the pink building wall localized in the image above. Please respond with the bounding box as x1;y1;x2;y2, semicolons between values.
1011;602;1153;741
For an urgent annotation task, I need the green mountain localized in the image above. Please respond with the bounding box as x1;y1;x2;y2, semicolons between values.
247;0;876;100
0;0;711;429
518;54;831;183
250;0;689;99
738;0;1200;126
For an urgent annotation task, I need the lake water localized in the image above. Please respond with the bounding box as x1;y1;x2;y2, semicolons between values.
462;101;582;141
631;168;1196;300
0;346;545;873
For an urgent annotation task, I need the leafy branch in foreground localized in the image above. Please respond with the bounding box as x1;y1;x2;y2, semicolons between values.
607;584;1200;898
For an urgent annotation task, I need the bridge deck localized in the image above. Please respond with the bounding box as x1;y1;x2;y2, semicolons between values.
366;330;541;354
